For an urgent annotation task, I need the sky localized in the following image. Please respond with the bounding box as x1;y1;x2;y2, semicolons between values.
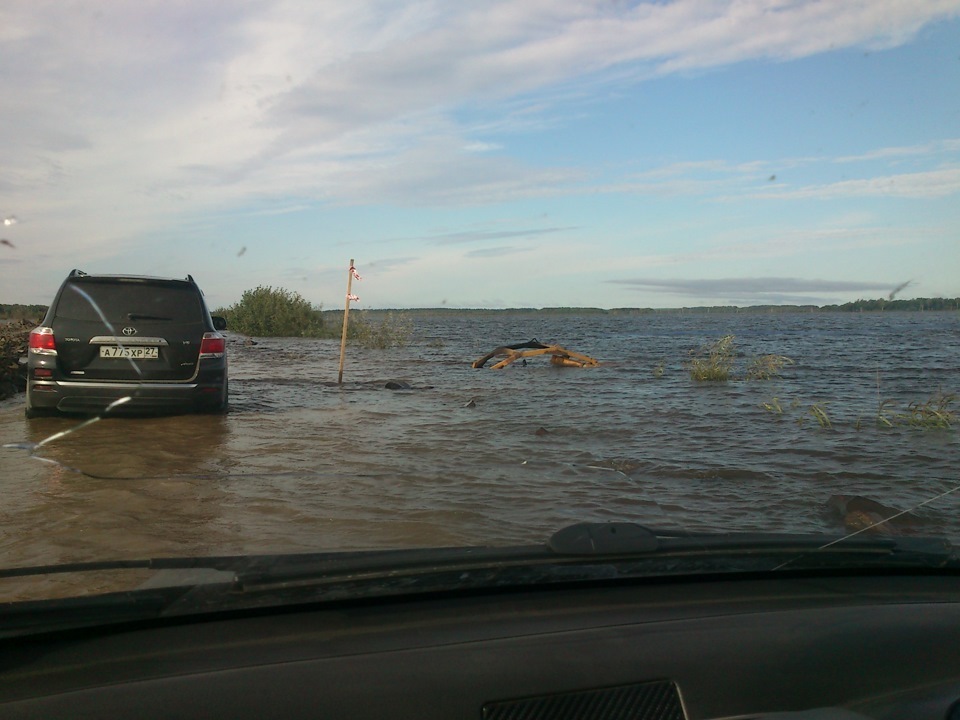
2;0;959;310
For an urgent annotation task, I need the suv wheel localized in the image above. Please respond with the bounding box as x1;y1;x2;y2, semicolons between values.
25;406;55;419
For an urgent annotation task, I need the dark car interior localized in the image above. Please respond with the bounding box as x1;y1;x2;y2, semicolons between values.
2;570;960;719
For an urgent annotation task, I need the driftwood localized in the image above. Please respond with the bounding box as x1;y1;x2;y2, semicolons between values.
472;339;599;370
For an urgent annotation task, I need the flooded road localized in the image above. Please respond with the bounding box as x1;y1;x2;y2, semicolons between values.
1;311;958;583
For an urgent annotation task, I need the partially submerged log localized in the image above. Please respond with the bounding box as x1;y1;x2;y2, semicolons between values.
472;339;599;369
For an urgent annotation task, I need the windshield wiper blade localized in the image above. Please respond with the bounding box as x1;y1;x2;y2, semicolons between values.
548;522;957;569
0;524;956;638
0;557;237;580
1;524;954;588
183;524;959;601
0;524;954;587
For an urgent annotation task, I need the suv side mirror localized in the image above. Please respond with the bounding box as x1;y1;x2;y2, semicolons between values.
212;316;227;331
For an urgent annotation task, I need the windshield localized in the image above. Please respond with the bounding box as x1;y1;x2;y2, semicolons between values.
52;280;205;323
0;2;958;605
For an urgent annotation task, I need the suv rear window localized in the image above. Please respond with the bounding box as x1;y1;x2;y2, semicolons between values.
54;280;205;324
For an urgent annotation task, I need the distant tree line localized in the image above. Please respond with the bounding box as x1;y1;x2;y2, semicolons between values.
5;296;959;323
821;297;960;312
364;299;960;315
0;304;46;321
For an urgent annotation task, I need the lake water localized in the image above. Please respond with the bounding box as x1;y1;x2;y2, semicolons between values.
1;311;958;581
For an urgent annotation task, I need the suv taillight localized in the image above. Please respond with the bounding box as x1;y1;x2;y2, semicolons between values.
199;332;226;358
29;327;57;354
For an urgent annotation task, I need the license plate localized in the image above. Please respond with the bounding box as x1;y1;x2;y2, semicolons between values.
99;346;159;359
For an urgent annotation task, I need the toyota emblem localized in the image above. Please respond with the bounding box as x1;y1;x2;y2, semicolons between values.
122;326;137;336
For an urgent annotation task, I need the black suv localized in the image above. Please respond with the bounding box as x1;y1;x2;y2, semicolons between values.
25;270;228;418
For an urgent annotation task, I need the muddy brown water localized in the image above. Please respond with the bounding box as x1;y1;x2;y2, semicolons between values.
1;311;958;597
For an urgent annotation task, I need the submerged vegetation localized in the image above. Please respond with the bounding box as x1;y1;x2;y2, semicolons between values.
746;354;794;380
760;396;834;430
672;334;956;433
760;397;783;415
878;393;955;429
809;403;832;429
652;359;665;378
759;393;957;432
686;335;793;383
687;335;735;381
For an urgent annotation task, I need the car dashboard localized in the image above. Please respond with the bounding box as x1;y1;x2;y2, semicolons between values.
2;572;960;719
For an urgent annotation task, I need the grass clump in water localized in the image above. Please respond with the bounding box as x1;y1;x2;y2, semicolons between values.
878;393;956;429
760;397;783;415
746;354;794;380
685;335;795;383
809;403;832;428
687;335;735;382
793;402;831;429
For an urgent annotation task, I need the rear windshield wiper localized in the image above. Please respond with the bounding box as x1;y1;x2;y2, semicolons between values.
126;312;172;321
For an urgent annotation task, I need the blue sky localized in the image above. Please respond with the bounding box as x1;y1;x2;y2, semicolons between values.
2;1;958;309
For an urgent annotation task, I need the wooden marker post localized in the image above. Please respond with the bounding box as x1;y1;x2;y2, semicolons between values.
337;258;355;384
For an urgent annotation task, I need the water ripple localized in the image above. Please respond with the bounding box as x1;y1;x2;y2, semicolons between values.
0;311;957;566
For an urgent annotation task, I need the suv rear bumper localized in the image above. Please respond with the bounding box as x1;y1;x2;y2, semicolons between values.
26;377;227;414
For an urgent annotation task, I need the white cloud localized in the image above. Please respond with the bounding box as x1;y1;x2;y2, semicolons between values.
1;0;958;302
609;276;899;295
465;246;532;259
462;141;502;153
833;142;946;164
750;167;960;200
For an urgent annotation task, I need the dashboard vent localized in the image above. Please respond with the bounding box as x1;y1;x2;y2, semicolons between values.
482;679;685;720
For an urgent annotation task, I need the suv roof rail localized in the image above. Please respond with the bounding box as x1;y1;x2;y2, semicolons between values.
64;270;197;283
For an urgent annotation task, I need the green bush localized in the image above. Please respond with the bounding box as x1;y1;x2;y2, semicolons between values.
217;286;326;337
